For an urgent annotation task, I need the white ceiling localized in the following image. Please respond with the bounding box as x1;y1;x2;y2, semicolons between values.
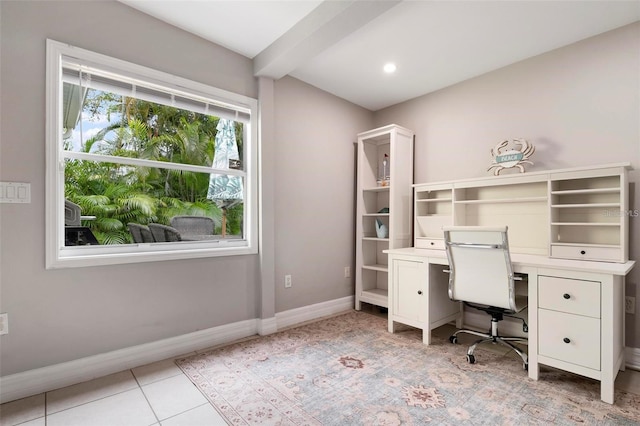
120;0;639;111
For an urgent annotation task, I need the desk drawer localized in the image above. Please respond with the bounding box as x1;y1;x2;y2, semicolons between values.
415;238;445;250
538;309;600;371
538;276;600;318
550;245;621;262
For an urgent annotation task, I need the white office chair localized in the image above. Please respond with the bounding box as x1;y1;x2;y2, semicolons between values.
443;226;528;369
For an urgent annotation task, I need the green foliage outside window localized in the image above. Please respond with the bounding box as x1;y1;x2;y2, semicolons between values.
64;90;244;245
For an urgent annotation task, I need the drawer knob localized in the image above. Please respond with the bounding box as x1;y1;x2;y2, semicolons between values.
563;337;571;344
580;250;586;255
563;293;571;300
417;290;423;295
430;242;434;246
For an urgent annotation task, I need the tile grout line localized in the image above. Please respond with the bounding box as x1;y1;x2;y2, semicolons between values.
42;380;140;419
136;366;214;424
156;402;212;425
30;363;191;425
132;369;161;426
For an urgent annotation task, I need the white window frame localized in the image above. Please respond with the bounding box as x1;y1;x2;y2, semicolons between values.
45;39;258;268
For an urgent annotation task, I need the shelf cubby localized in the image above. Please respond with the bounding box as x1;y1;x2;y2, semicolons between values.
549;168;627;262
413;186;453;248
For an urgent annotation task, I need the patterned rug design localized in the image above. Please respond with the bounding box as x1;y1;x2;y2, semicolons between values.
176;311;640;425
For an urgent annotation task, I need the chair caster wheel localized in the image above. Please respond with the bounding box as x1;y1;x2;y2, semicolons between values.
466;354;475;364
449;336;457;344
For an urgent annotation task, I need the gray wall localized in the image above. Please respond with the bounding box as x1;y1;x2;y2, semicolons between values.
273;76;373;312
0;0;370;377
375;22;640;348
0;0;261;376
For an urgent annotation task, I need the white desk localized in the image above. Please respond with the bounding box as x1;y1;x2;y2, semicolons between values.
385;247;635;404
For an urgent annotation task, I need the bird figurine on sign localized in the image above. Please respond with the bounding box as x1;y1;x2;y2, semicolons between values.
487;138;535;175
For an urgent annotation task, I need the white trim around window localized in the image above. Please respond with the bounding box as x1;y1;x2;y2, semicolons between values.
45;40;258;268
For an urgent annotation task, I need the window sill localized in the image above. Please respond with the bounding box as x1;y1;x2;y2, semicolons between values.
47;241;257;269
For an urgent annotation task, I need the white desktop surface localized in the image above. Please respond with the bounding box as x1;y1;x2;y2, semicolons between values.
385;247;635;275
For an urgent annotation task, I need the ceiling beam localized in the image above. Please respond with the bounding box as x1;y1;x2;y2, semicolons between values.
254;0;401;79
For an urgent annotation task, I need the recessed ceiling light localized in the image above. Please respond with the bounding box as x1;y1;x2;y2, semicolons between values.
383;63;396;74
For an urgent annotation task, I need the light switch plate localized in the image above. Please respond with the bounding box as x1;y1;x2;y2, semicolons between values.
0;182;30;203
0;313;8;335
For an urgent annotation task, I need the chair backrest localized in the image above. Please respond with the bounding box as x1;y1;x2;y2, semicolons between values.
148;223;182;242
170;216;215;236
65;200;82;226
128;223;155;243
443;226;520;312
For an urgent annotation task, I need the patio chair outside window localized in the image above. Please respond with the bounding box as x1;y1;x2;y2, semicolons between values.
170;216;215;238
148;224;182;242
128;223;155;243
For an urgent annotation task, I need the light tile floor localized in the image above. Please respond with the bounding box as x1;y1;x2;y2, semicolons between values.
2;314;640;426
0;356;227;426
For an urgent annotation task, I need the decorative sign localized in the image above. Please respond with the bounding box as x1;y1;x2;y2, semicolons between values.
487;138;535;175
496;152;523;163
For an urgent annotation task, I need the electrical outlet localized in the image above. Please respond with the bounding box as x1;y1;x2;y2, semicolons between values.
0;313;8;335
626;296;635;314
284;274;292;288
344;266;351;278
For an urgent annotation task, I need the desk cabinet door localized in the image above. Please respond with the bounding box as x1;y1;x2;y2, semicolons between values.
392;259;427;322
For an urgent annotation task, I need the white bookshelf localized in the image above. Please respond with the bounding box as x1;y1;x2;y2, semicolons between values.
355;124;414;310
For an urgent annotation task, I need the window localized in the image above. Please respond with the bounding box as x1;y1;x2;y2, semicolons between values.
46;40;258;268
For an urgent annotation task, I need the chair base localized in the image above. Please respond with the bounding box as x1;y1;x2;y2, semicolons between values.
449;322;528;370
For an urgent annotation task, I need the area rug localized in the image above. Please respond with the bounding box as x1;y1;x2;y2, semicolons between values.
176;311;640;425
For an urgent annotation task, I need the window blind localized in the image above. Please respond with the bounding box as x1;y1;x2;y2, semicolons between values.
61;62;250;123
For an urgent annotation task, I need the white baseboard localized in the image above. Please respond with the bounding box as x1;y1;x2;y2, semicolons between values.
275;296;354;330
0;296;354;404
626;347;640;371
0;318;259;404
258;316;278;335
